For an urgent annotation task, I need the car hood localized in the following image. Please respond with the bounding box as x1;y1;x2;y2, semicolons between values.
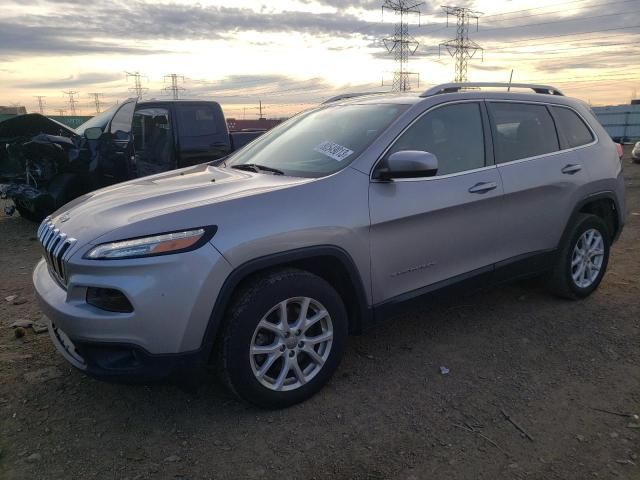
48;163;313;244
0;113;78;141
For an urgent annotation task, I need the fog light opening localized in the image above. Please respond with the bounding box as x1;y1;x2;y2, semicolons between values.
86;287;133;313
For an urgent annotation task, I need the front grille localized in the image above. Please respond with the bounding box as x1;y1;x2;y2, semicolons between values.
37;217;76;286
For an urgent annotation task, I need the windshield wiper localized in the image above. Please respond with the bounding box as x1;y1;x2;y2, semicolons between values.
231;164;284;175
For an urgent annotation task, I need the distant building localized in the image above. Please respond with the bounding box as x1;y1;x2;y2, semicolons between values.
0;105;27;115
226;118;284;132
592;103;640;143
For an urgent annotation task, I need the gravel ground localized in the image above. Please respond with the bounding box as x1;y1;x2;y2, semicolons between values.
0;148;638;480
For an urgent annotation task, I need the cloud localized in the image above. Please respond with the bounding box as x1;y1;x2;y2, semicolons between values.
1;0;638;110
18;72;124;89
184;74;380;106
0;21;168;57
4;2;387;45
472;64;509;72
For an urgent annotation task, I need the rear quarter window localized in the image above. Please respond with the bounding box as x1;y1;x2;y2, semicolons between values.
177;104;225;138
488;102;560;164
550;106;594;149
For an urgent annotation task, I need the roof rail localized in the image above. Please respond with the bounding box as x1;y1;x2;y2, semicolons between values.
420;82;564;97
322;91;388;104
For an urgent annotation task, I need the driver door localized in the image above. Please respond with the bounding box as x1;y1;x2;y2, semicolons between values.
95;98;137;186
369;101;505;304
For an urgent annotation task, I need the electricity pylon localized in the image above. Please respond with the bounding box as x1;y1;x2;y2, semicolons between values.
163;74;185;100
382;0;423;92
88;93;104;114
33;96;46;114
439;6;483;82
62;91;79;116
126;71;148;99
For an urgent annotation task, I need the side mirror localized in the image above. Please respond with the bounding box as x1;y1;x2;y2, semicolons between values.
84;127;103;140
375;150;438;180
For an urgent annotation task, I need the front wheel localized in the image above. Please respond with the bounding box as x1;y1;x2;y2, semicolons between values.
549;213;610;299
218;268;348;409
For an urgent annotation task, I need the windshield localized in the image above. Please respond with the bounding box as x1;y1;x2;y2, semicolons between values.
227;103;409;177
74;104;119;135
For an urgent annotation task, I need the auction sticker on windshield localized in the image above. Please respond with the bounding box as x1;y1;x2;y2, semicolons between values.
314;141;354;162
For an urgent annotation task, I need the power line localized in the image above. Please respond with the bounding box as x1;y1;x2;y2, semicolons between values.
524;75;639;85
382;0;423;92
491;27;640;51
482;0;636;21
33;96;45;115
480;25;640;46
477;10;639;34
62;91;79;116
439;6;483;82
163;73;185;100
492;39;639;55
248;100;266;119
484;0;639;26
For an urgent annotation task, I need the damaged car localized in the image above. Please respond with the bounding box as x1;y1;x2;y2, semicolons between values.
0;98;263;221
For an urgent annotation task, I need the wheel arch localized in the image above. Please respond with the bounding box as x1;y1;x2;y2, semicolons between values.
558;192;620;250
199;245;372;360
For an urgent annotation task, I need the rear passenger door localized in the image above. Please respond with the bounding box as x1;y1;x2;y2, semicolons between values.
488;101;592;261
369;101;505;304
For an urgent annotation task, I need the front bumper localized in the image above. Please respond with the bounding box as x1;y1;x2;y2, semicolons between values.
33;242;233;381
47;317;206;383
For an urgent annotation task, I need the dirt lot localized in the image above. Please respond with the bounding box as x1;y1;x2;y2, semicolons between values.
0;149;638;480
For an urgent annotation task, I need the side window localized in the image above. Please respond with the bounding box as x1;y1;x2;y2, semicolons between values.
550;106;594;149
177;104;224;138
488;103;560;163
109;100;136;135
132;107;174;177
387;102;485;176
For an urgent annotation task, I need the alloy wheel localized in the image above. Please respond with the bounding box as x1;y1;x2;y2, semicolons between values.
249;297;334;392
570;228;605;288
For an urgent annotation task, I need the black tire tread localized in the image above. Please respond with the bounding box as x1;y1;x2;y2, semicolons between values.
217;267;342;407
548;213;609;300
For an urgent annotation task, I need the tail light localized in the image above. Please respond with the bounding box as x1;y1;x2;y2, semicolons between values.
615;143;624;160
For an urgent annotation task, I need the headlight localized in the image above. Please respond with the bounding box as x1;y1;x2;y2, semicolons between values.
85;227;216;260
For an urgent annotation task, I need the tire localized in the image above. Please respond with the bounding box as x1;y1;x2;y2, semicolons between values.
218;268;348;409
14;189;56;223
16;203;49;223
548;213;610;299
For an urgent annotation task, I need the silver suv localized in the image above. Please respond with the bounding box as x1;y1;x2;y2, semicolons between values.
33;82;626;408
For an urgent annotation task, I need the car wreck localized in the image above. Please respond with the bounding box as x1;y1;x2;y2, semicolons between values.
0;98;263;221
0;113;85;220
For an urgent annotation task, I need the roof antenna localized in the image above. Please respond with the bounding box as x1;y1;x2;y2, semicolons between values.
508;69;514;92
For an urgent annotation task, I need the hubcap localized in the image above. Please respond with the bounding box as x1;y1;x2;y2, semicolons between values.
571;228;604;288
249;297;333;392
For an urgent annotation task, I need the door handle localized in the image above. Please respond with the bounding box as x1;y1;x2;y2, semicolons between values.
561;164;582;175
468;181;498;194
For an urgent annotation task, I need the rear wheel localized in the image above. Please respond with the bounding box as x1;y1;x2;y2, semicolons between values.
549;213;610;299
218;268;348;409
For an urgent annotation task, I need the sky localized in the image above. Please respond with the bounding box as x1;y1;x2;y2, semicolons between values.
0;0;638;118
